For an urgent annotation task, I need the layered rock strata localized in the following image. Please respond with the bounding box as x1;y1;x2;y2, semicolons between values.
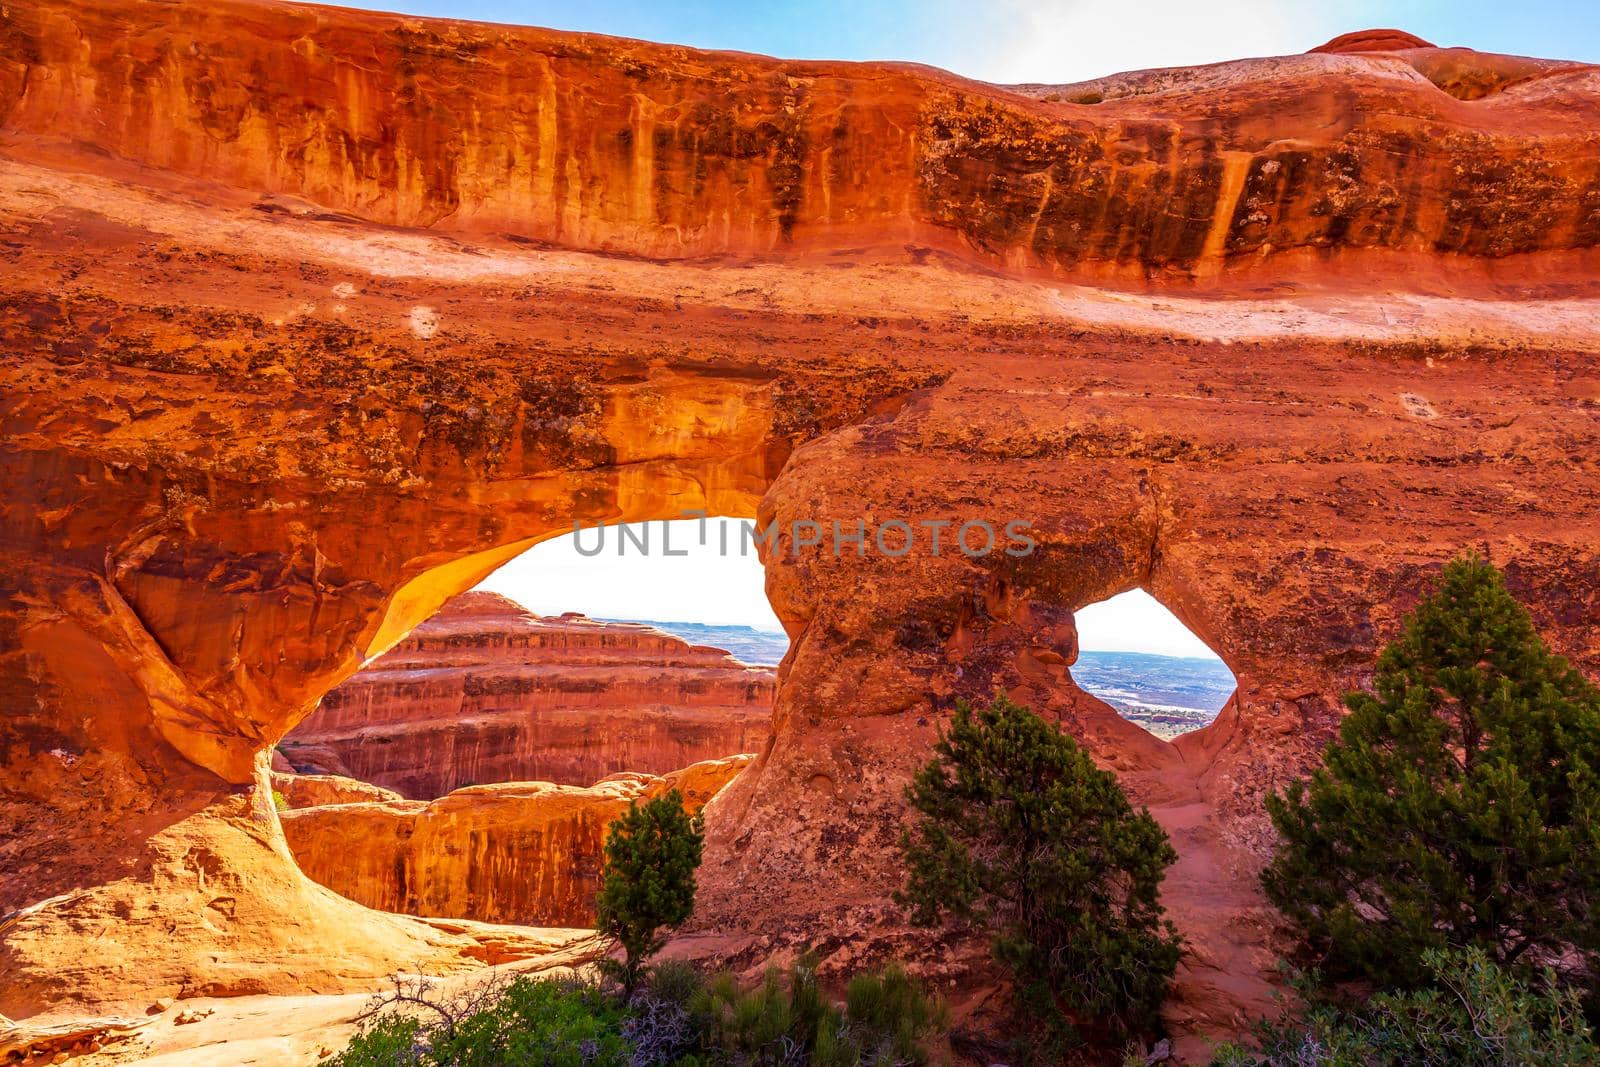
281;592;774;797
279;756;751;927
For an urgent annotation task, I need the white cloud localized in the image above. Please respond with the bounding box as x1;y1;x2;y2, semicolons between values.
1075;588;1222;659
957;0;1344;84
476;519;783;630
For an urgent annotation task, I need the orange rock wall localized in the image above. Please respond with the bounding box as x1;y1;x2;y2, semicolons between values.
3;0;1599;274
281;593;774;797
280;756;750;927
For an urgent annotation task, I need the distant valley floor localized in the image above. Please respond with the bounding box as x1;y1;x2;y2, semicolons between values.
622;621;1235;738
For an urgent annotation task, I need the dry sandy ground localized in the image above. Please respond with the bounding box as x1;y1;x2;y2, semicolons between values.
1;930;603;1066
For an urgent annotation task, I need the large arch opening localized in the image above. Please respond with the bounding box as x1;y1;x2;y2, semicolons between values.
477;517;789;667
1070;588;1237;741
271;517;786;929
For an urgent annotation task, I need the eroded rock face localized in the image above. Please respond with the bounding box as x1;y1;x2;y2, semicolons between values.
3;0;1600;1050
280;593;773;798
270;771;402;809
4;0;1600;275
280;756;751;927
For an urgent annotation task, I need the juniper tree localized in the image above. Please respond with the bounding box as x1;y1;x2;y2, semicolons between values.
1262;553;1600;989
897;693;1182;1047
596;788;704;996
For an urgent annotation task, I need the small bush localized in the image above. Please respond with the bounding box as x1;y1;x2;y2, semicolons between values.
598;788;705;996
1261;554;1600;990
438;978;630;1065
693;954;947;1066
622;961;706;1066
329;973;629;1067
898;693;1181;1050
329;959;946;1066
644;959;706;1008
271;788;289;812
843;963;950;1064
1211;948;1599;1066
330;1014;427;1067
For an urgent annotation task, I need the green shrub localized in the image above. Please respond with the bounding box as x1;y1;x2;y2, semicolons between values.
699;966;802;1059
1261;554;1600;990
329;974;629;1066
271;788;289;812
1211;948;1599;1066
692;954;947;1066
330;960;947;1067
644;958;706;1008
598;788;705;996
842;963;950;1064
329;1014;426;1067
897;693;1181;1049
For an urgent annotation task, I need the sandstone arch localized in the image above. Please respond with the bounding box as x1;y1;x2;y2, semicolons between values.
0;352;845;1016
4;0;1600;1048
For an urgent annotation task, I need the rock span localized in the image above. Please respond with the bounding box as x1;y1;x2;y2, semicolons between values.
3;0;1600;1051
281;592;774;797
280;756;751;928
270;770;403;809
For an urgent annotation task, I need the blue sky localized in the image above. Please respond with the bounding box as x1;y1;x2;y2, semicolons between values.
338;0;1599;82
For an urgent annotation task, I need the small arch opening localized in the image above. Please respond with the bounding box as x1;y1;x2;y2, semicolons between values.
1070;589;1236;740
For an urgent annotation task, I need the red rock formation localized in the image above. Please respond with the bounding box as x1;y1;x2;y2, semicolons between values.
4;0;1600;278
271;771;402;808
280;592;774;797
280;756;751;927
1311;29;1434;54
3;0;1600;1052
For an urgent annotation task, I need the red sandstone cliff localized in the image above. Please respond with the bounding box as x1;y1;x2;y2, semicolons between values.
3;0;1600;1054
280;756;751;928
3;1;1599;282
280;592;774;797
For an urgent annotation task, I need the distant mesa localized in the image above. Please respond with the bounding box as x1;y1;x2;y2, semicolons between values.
1310;29;1436;54
281;593;774;798
614;618;789;667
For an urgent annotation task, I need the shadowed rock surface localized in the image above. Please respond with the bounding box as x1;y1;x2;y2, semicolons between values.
3;0;1600;1054
281;592;773;797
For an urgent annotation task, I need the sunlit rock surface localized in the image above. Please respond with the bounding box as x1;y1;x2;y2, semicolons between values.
279;755;750;928
270;770;402;808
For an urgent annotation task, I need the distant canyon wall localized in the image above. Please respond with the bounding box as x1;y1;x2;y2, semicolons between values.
280;593;775;797
279;756;751;928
